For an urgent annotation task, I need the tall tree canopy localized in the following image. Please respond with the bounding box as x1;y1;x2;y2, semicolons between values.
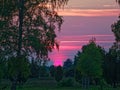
76;39;105;88
77;40;103;78
104;42;120;87
0;1;69;90
0;0;69;59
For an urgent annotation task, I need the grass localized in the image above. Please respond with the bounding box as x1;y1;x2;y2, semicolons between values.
16;86;120;90
0;78;120;90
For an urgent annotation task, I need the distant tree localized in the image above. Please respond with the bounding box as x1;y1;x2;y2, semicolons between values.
39;66;49;77
74;51;82;83
63;59;73;69
49;65;55;77
103;42;120;88
74;51;81;66
55;66;63;82
77;39;104;88
30;59;40;78
63;59;74;77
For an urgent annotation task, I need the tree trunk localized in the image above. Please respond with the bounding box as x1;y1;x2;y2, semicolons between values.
99;79;103;90
82;76;90;89
17;0;24;56
11;81;17;90
113;81;117;88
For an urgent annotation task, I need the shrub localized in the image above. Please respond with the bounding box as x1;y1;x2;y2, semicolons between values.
59;77;75;87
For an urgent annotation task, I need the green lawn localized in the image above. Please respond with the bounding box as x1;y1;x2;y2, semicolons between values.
16;86;120;90
0;78;120;90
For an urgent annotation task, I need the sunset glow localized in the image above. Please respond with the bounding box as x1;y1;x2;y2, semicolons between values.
49;0;119;66
58;9;119;16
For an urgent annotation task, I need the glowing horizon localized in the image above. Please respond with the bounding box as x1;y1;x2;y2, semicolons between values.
49;0;119;66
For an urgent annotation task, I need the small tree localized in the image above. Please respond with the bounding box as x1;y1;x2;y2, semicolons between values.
49;65;55;77
77;39;104;88
63;59;74;77
7;56;30;90
55;66;63;82
30;59;40;78
104;42;120;88
74;51;82;83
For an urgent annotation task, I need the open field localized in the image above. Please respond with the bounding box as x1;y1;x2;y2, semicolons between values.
2;86;119;90
0;78;120;90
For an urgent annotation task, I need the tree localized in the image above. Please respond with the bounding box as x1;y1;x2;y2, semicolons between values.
0;0;69;58
63;59;73;69
0;58;4;84
111;16;120;42
7;56;30;90
76;39;104;88
39;66;49;77
63;59;74;77
30;59;40;78
103;42;120;88
74;51;82;83
55;66;63;82
49;65;55;77
0;0;69;90
102;8;120;88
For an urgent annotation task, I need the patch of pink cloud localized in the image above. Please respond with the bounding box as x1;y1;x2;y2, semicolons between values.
59;45;82;50
57;9;119;16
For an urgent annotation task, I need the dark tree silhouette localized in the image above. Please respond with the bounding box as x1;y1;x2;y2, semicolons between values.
55;66;63;82
0;1;69;90
49;65;55;77
111;16;120;42
63;59;74;77
103;42;120;88
30;59;40;78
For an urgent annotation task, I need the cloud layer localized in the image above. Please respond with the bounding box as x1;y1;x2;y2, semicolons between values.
58;9;119;16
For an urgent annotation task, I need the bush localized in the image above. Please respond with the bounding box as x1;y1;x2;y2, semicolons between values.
59;78;75;87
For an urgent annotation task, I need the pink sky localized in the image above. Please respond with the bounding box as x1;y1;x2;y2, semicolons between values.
49;0;120;66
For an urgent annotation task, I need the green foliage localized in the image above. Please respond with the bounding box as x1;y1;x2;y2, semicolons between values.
7;56;30;83
0;0;69;59
39;66;49;77
55;66;63;82
30;60;40;78
59;77;75;87
0;59;4;80
111;16;120;42
103;42;120;87
0;1;69;89
49;65;55;77
63;59;74;77
77;41;104;78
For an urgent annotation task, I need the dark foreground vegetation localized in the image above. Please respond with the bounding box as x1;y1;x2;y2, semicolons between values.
0;78;120;90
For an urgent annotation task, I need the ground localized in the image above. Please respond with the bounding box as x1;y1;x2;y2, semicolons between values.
0;78;120;90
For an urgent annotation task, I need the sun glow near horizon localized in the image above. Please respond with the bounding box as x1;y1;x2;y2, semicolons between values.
49;0;119;66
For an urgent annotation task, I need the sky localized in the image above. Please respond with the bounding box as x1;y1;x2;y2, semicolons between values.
49;0;120;66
